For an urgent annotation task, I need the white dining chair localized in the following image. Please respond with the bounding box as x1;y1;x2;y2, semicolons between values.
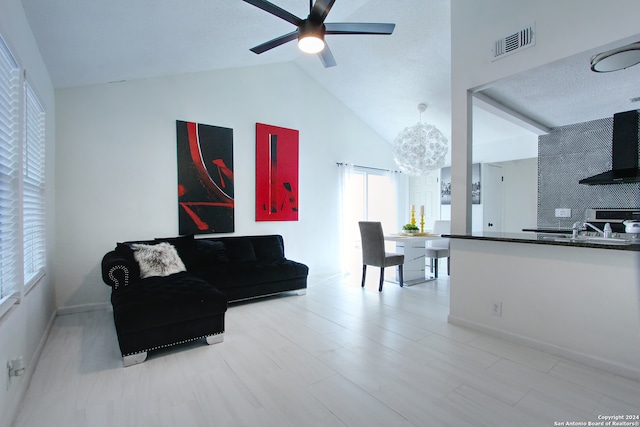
425;220;450;278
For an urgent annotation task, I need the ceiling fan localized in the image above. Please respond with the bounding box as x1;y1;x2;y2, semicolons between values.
241;0;395;67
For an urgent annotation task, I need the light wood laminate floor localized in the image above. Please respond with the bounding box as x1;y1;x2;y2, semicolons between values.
13;273;640;427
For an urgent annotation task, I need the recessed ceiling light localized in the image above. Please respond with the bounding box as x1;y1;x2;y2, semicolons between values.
590;42;640;72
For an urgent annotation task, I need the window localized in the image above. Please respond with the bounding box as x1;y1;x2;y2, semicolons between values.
0;34;46;318
0;37;21;315
23;83;46;288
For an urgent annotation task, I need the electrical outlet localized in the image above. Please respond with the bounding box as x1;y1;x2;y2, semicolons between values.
8;357;24;377
554;208;571;218
491;301;502;317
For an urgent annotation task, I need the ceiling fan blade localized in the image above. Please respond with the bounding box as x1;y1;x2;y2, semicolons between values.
309;0;336;23
250;31;298;54
325;22;395;35
241;0;302;26
318;43;337;68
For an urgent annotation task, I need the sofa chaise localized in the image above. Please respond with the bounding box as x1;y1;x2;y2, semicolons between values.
101;234;308;366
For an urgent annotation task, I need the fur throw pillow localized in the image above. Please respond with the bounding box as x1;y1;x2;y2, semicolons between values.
131;242;186;278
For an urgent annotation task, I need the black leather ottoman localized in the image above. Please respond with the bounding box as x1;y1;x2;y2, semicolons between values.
110;271;228;366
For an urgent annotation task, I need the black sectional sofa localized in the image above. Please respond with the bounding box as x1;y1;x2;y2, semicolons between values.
101;234;308;366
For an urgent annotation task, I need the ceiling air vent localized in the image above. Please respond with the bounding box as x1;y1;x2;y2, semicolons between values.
492;24;536;61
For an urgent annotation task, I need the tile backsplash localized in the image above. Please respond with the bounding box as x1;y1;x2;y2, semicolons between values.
537;115;640;229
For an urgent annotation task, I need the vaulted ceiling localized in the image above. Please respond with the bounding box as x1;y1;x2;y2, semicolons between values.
19;0;640;159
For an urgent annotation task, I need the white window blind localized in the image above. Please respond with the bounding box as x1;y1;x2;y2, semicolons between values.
23;83;45;287
0;36;21;313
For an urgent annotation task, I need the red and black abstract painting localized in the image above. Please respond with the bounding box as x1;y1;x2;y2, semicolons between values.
255;123;299;221
177;120;234;234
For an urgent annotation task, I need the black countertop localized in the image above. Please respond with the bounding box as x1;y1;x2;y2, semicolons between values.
521;228;572;234
444;231;640;252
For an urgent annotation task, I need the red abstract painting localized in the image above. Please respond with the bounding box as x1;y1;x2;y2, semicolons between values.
256;123;299;221
177;120;234;234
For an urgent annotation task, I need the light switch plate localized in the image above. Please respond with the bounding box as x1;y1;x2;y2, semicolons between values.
555;208;571;218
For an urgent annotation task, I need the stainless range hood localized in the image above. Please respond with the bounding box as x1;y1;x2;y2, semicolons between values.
579;109;640;185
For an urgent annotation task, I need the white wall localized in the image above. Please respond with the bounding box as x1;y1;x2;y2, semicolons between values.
54;63;396;309
449;239;640;379
472;135;538;164
440;204;483;232
0;0;56;425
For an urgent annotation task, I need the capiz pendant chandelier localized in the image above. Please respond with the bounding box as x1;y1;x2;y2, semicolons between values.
393;103;448;176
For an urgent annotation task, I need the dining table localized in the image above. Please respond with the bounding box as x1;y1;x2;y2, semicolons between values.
384;233;445;285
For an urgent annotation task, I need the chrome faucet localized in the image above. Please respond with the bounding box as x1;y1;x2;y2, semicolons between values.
572;221;604;238
584;222;605;236
572;222;584;238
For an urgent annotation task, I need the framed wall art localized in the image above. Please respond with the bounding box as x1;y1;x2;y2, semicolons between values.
255;123;299;221
176;120;234;234
440;163;481;205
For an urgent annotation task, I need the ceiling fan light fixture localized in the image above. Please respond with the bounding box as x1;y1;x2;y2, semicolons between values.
298;22;325;54
242;0;395;67
298;34;325;53
590;42;640;72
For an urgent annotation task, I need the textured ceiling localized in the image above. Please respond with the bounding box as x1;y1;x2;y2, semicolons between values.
479;38;640;129
19;0;640;158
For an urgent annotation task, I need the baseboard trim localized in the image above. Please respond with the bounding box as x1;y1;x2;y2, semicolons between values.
308;272;346;286
29;309;56;377
447;315;640;381
57;302;111;316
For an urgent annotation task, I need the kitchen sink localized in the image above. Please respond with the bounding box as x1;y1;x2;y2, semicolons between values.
553;236;631;245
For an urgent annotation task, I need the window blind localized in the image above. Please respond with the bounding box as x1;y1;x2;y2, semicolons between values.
0;36;21;312
23;83;45;287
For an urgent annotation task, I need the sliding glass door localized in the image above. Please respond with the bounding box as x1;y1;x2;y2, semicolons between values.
340;165;398;275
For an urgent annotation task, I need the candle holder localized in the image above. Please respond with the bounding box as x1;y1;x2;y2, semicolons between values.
420;214;425;233
410;207;416;226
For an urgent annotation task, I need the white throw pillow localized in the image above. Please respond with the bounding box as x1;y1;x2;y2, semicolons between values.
132;242;186;278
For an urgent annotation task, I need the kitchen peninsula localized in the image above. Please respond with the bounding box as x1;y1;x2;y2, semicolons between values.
446;231;640;380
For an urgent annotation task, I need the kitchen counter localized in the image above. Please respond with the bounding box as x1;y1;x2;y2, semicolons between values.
445;231;640;251
521;228;572;234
